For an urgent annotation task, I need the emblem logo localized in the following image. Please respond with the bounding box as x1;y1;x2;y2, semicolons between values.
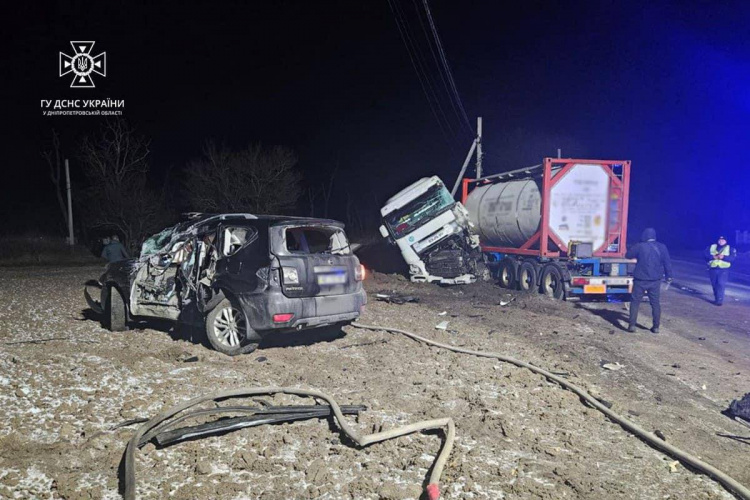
59;41;106;88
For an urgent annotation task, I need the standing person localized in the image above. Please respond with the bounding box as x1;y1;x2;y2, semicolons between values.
626;228;673;333
101;234;130;263
705;236;735;306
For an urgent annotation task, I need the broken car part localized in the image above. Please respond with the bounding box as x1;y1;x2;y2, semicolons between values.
351;322;750;500
727;392;750;425
374;291;419;304
152;404;367;446
124;387;454;500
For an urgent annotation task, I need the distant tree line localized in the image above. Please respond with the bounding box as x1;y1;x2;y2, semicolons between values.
42;119;381;254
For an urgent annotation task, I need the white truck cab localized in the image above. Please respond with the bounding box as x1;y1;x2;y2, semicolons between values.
379;176;480;284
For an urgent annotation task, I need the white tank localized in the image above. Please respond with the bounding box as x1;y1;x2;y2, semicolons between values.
465;163;611;250
465;179;541;248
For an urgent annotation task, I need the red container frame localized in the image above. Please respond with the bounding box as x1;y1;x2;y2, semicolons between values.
461;158;631;258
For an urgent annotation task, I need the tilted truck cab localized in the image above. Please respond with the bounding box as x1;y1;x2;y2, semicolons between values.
379;176;482;284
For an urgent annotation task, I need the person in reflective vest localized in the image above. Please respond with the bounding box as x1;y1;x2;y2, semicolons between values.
704;236;735;306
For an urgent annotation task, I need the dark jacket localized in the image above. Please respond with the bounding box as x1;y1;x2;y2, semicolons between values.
101;241;130;263
626;228;673;281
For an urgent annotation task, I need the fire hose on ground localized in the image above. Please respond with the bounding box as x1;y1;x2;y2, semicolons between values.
124;387;454;500
351;322;750;500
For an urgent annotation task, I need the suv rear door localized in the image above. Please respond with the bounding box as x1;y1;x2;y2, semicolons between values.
270;222;359;299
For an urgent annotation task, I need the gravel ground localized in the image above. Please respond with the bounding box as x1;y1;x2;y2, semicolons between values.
0;265;748;499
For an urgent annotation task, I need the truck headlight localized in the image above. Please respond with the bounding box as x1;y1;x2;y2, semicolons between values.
282;267;299;284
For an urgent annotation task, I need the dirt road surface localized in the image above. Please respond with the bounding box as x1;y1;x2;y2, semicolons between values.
0;263;748;499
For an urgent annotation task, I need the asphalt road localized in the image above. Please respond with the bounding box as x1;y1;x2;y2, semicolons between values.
670;258;750;305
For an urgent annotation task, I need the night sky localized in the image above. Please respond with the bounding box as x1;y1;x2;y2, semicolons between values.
3;1;749;248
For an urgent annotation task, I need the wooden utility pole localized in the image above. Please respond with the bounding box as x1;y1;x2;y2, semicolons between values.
476;116;483;178
65;159;74;246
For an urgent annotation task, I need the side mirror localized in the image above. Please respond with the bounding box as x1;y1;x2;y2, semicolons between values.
379;225;389;238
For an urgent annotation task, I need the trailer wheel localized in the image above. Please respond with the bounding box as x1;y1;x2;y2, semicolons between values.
498;259;517;289
540;264;565;299
518;261;538;293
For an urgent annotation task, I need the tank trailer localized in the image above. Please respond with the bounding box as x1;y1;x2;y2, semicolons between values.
380;158;634;299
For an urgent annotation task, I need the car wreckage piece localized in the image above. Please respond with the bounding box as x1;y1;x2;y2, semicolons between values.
85;214;367;355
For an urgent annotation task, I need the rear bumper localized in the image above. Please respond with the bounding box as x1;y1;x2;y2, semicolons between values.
236;288;367;332
568;276;633;295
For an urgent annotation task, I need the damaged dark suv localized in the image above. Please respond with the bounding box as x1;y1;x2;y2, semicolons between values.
85;214;367;355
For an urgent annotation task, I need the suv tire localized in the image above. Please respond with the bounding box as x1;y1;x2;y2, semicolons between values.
106;285;127;332
205;298;259;356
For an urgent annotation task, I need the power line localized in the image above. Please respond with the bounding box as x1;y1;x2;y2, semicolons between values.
391;0;461;145
421;0;474;136
411;0;471;141
386;0;462;153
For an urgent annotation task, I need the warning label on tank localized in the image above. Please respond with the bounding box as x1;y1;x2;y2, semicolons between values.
549;164;609;251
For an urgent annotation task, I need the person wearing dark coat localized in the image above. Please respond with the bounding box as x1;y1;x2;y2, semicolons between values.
101;235;130;263
625;228;673;333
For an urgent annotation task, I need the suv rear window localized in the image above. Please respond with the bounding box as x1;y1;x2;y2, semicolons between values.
285;227;350;255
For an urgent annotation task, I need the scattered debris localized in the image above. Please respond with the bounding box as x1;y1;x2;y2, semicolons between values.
438;311;448;316
124;388;455;500
339;339;388;350
181;356;200;363
255;356;267;362
726;392;750;425
601;361;624;371
668;460;680;473
655;430;666;441
375;291;420;304
499;298;515;306
153;404;368;446
2;337;100;345
435;321;450;330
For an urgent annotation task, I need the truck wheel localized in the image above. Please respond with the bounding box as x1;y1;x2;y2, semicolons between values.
105;285;127;332
518;261;538;293
205;298;259;356
540;264;565;299
498;259;517;289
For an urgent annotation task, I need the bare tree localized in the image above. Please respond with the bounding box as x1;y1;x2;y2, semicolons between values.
184;141;302;214
41;129;69;232
78;120;169;252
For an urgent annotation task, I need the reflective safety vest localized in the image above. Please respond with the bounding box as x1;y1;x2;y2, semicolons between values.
709;244;731;269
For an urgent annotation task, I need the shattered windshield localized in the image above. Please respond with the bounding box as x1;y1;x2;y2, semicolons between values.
140;227;177;257
385;185;455;238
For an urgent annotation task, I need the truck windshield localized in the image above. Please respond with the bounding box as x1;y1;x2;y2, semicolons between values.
385;185;454;238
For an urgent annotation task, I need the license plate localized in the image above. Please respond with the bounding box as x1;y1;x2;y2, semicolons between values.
317;273;347;285
584;284;607;294
605;278;631;286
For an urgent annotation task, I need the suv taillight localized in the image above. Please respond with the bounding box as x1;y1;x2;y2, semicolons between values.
282;267;299;284
355;264;366;281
